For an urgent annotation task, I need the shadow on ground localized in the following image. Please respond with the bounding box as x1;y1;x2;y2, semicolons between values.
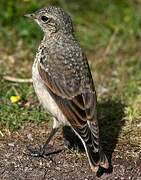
97;100;125;177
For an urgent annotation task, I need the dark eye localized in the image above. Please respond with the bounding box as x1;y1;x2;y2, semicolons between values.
41;16;49;22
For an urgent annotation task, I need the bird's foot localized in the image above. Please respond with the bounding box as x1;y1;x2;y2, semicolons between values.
27;144;63;159
27;145;46;158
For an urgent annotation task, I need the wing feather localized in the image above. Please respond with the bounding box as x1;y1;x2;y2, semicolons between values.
38;63;98;125
38;56;100;154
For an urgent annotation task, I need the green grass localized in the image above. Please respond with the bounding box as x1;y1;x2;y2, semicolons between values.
0;0;141;146
0;80;51;131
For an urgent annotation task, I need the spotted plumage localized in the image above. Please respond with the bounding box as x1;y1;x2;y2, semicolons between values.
25;6;109;172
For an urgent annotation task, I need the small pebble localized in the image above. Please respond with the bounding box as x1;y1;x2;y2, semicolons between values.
8;143;15;147
137;122;141;128
55;167;61;171
39;160;43;166
121;177;125;180
27;133;33;141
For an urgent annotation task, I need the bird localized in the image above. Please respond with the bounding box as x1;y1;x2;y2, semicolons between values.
24;6;109;172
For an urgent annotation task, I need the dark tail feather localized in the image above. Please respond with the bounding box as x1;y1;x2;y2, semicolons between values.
99;149;109;169
72;123;109;172
85;140;109;172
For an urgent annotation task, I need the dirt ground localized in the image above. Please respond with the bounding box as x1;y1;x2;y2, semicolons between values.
0;123;140;180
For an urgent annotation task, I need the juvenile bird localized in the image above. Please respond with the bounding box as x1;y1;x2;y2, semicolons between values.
25;6;109;172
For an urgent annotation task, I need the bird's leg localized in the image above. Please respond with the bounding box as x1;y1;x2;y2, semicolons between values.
27;127;59;158
42;127;59;154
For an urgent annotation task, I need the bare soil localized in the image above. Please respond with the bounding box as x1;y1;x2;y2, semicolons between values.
0;123;140;180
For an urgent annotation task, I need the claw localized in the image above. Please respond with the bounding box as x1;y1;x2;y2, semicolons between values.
27;145;44;157
26;144;63;159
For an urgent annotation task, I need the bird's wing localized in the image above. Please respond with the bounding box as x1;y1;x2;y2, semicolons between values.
38;52;99;151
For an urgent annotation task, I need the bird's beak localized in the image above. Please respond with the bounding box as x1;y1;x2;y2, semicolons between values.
24;13;36;19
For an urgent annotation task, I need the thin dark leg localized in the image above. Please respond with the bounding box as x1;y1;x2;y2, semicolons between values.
27;128;58;157
41;128;58;154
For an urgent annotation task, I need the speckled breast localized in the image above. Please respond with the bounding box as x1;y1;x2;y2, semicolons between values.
32;55;68;126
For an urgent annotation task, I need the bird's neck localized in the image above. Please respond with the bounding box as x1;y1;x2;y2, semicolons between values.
42;31;75;46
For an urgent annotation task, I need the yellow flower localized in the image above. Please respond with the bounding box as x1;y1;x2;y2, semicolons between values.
10;95;21;103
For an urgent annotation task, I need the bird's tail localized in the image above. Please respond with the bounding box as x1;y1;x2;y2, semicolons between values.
85;142;109;172
73;122;109;172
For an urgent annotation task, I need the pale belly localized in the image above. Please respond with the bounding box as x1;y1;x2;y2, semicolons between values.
32;60;68;126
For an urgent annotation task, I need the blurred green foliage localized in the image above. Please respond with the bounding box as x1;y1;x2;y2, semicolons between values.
0;0;141;51
0;0;141;134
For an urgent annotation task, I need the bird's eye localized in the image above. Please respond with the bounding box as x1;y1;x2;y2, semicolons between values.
41;16;49;22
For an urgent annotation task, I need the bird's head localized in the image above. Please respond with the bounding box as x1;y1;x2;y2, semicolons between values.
24;6;74;36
